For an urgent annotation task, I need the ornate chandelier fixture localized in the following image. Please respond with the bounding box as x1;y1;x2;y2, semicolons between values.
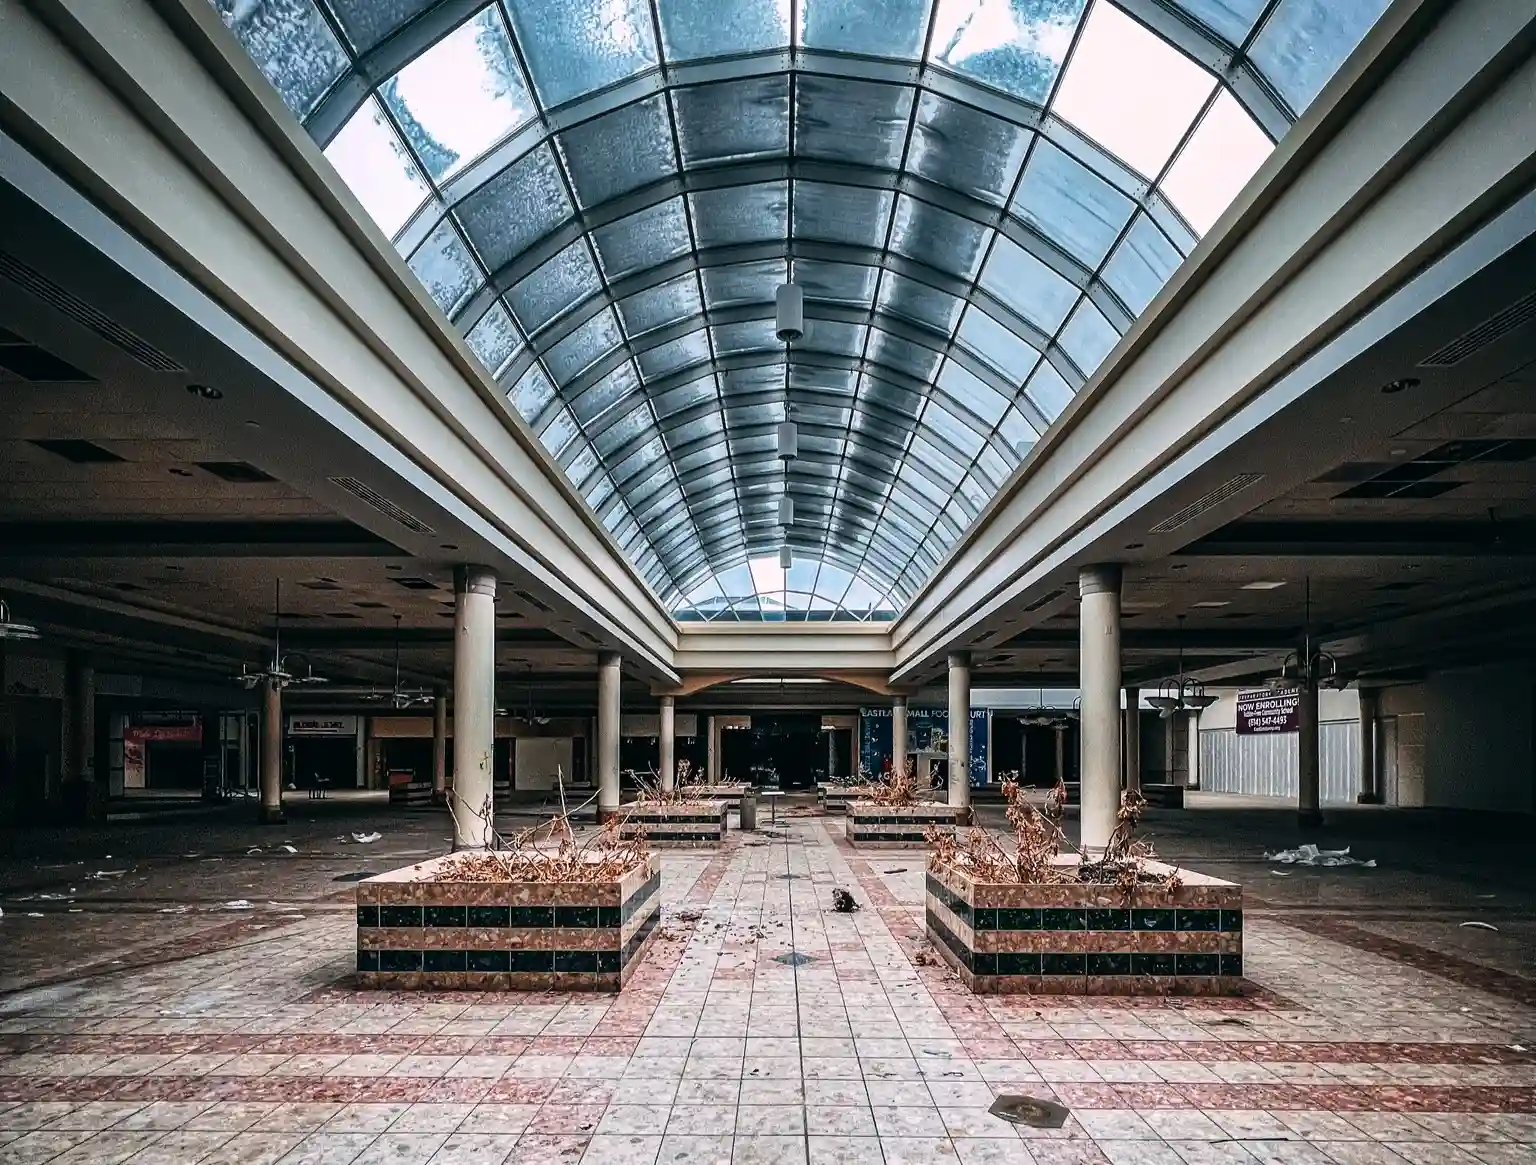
234;580;327;691
1147;616;1217;718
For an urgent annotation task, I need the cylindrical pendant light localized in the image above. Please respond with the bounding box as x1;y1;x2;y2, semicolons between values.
775;283;804;342
777;495;794;525
778;545;793;570
776;420;798;460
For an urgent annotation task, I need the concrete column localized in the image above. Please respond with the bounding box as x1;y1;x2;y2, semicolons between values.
892;697;908;777
707;715;719;782
1123;687;1140;793
259;679;283;824
1079;564;1122;853
431;686;448;804
1357;688;1380;803
1298;671;1322;828
1054;725;1065;785
1187;710;1201;790
826;730;836;780
658;695;675;796
62;651;95;787
947;651;971;820
597;651;621;821
451;566;497;850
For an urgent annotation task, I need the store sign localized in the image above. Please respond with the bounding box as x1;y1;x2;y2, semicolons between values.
126;711;202;743
1236;688;1299;735
288;715;358;737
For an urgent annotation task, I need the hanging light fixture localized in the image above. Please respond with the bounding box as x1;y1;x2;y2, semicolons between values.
779;545;793;570
1147;615;1216;718
775;283;804;342
362;614;432;709
234;580;327;690
0;598;40;641
778;495;794;525
1265;578;1340;691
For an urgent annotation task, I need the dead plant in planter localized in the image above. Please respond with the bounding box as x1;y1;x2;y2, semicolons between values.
867;758;924;808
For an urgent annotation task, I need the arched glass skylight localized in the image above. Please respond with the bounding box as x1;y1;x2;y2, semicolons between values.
212;0;1392;618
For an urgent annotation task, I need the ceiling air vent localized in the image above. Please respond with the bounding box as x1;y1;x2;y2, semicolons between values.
515;589;551;614
1148;474;1264;535
198;460;276;483
0;251;184;372
1021;588;1064;613
390;577;439;591
1419;290;1536;367
29;438;123;463
328;475;436;535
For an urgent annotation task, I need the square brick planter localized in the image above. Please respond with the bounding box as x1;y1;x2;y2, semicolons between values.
926;856;1242;995
848;802;964;847
356;853;661;991
818;784;880;813
620;800;729;847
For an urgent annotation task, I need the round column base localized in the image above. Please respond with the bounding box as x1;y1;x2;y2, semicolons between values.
258;805;285;825
1356;792;1384;805
596;806;621;825
1297;807;1325;829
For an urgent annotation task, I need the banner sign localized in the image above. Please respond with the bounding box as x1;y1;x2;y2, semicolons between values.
1236;688;1299;735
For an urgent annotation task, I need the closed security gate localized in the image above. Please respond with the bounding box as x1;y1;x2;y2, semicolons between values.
1199;722;1359;804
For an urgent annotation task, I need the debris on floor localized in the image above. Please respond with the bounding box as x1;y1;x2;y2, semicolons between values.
988;1094;1071;1129
832;888;860;912
1460;921;1499;932
1264;843;1377;868
350;832;382;844
279;844;298;854
223;900;253;910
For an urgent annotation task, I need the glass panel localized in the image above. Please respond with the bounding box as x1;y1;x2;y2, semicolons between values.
639;330;712;381
998;403;1041;453
538;405;581;459
652;373;718;419
323;0;433;53
1058;298;1119;378
929;0;1086;106
506;240;602;333
455;144;573;273
936;360;1008;427
508;361;556;424
596;406;658;459
1102;213;1182;315
792;261;879;308
556;95;676;209
792;183;894;249
690;183;789;249
1011;138;1134;268
1050;1;1216;179
1024;357;1073;419
1251;0;1392;114
703;260;787;307
794;76;915;170
573;362;641;424
674;76;792;166
323;97;429;238
1161;90;1272;235
955;305;1039;383
465;302;522;377
666;410;726;448
889;196;989;281
503;0;659;108
804;320;867;358
584;468;616;511
381;7;534;182
566;441;601;490
592;198;692;279
544;308;624;385
618;274;703;337
908;93;1032;207
211;0;348;118
798;0;934;60
407;218;481;318
979;237;1077;333
712;319;779;355
1174;0;1269;44
876;274;964;337
867;328;942;383
658;0;791;60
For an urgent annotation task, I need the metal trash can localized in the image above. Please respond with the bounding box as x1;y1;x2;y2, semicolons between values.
740;789;758;832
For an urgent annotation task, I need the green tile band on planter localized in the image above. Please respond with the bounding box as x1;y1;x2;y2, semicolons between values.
926;855;1243;996
619;800;729;848
847;801;965;848
355;852;661;991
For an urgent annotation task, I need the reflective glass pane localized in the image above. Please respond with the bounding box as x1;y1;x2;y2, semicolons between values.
929;0;1086;105
506;240;602;333
794;76;915;170
544;308;624;385
503;0;659;108
1102;213;1181;314
691;183;789;249
556;96;676;209
713;319;779;355
618;275;703;337
956;306;1038;382
566;441;601;489
509;361;556;423
792;183;894;249
538;405;581;459
1024;357;1073;419
703;260;787;307
1011;138;1134;268
1058;298;1119;378
574;362;642;424
1174;0;1268;44
792;261;879;308
381;7;534;182
1251;0;1391;114
909;93;1032;207
658;0;791;60
653;374;718;419
877;274;964;337
455;144;573;272
805;320;867;358
639;330;712;381
592;198;692;279
323;97;429;238
1050;1;1216;178
408;218;481;318
936;360;1009;427
890;196;989;281
979;237;1077;333
465;302;522;376
1161;90;1272;234
585;468;616;510
798;0;934;60
323;0;432;53
998;403;1041;453
675;76;791;166
211;0;347;118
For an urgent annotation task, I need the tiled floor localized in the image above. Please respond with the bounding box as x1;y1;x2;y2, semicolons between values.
2;808;1535;1164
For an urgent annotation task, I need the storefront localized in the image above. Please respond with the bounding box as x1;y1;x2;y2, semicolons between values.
287;714;363;790
122;711;203;791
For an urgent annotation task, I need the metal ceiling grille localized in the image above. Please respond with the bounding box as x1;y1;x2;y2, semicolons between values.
211;0;1389;618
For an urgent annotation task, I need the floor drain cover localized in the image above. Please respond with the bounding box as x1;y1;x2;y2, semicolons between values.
774;952;815;966
776;873;801;881
332;872;376;882
989;1095;1070;1129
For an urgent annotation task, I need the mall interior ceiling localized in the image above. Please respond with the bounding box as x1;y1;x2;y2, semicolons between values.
0;0;1533;721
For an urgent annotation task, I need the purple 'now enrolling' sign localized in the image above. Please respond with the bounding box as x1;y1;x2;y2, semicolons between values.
1236;688;1300;735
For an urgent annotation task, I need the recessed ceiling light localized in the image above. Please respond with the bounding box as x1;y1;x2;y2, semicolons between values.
1170;563;1188;571
1241;580;1286;590
186;384;222;400
440;543;459;551
1125;542;1144;550
1381;378;1420;395
1390;448;1408;456
1339;415;1354;423
1192;600;1230;608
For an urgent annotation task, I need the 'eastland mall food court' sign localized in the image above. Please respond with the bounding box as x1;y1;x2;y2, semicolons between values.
1236;688;1300;735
